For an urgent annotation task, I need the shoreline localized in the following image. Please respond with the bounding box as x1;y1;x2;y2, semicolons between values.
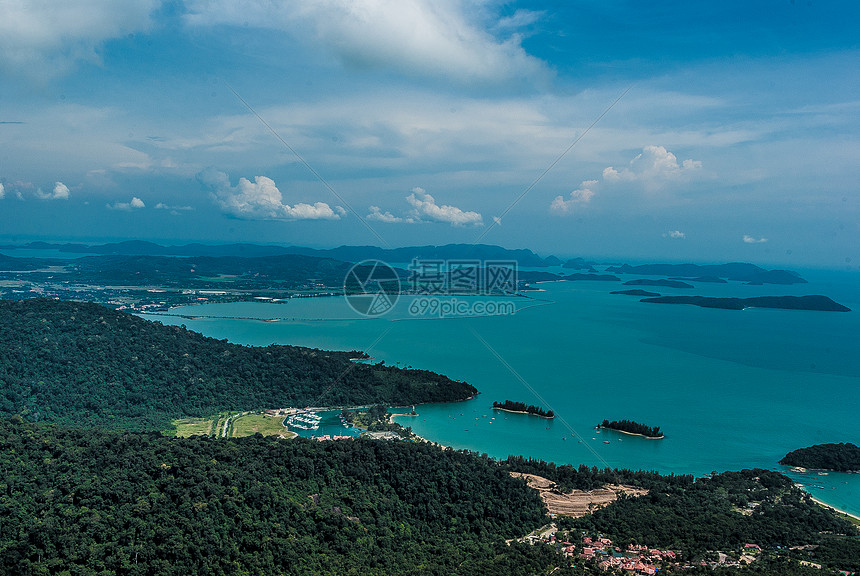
389;414;450;450
597;426;664;439
810;496;860;522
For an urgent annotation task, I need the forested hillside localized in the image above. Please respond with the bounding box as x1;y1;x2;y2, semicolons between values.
503;457;860;570
0;299;476;431
0;419;562;576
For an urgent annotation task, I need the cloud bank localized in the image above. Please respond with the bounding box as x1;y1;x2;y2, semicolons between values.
199;169;344;220
0;0;160;80
184;0;548;86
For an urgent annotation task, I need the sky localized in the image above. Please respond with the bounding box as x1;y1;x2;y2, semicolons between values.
0;0;858;267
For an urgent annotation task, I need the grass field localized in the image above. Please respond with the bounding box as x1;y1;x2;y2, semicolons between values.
172;417;217;438
231;414;296;438
171;412;295;439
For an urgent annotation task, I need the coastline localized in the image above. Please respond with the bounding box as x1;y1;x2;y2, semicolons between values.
810;496;860;522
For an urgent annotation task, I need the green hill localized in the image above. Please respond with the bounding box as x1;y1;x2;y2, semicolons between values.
0;299;476;431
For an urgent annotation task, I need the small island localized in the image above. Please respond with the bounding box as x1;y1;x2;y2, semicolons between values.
493;400;554;419
597;419;663;439
640;295;851;312
780;443;860;472
623;279;694;289
610;289;661;297
562;273;620;282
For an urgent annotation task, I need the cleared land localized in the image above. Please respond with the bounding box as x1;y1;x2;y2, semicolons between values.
231;414;296;439
511;472;648;517
172;413;295;439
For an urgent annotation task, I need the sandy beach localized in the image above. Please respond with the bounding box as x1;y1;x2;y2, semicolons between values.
811;497;860;522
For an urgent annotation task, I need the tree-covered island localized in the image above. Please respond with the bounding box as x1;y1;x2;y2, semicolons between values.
493;400;554;418
780;442;860;472
598;419;663;438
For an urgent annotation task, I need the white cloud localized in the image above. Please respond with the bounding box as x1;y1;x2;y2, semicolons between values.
199;169;344;220
551;146;704;215
184;0;549;86
155;202;194;214
369;187;483;225
367;206;414;223
406;187;483;226
550;180;596;214
602;145;702;190
664;230;686;239
35;181;70;200
107;196;145;211
0;0;160;81
0;183;4;199
743;235;768;244
496;9;543;31
52;182;70;200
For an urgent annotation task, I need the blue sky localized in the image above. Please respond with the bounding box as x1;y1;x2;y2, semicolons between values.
0;0;857;267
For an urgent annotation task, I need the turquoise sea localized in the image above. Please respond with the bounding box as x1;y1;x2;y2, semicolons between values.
145;267;860;517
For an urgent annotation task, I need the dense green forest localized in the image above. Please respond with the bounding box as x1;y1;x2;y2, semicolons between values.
0;299;476;431
780;443;860;471
0;421;855;576
597;419;663;438
492;400;554;418
0;418;575;576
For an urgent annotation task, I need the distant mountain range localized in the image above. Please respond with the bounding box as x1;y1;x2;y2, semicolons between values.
4;241;557;267
1;241;810;285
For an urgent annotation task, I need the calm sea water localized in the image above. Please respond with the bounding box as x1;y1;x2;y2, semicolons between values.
145;267;860;516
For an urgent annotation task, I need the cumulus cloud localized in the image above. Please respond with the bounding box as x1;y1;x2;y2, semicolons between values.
664;230;686;239
602;145;702;189
184;0;549;85
743;235;768;244
199;168;344;220
406;187;483;226
107;196;145;211
0;183;4;199
550;180;596;214
155;203;194;215
0;0;160;81
52;182;70;199
35;181;70;200
368;187;483;225
551;146;703;215
367;206;415;223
